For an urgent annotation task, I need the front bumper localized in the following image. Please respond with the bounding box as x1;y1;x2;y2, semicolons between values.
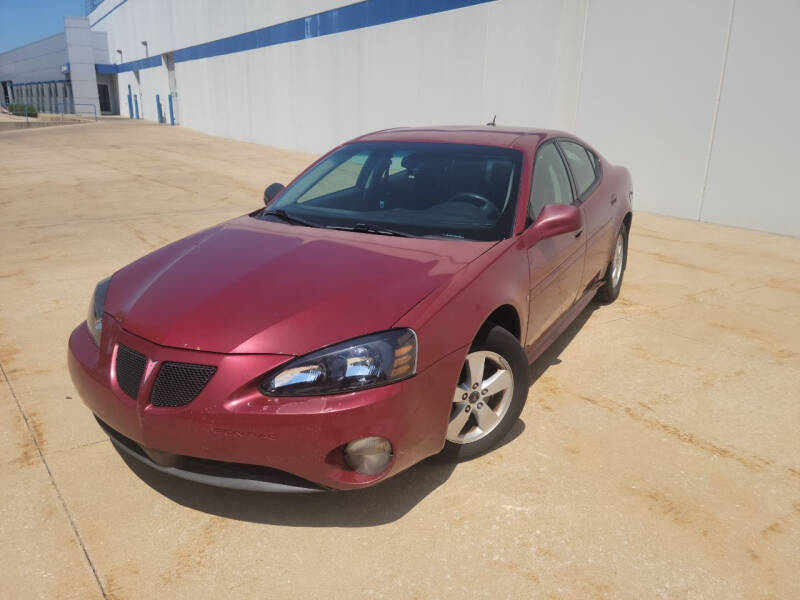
68;317;463;491
97;416;325;492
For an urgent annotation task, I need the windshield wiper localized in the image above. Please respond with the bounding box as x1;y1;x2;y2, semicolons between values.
423;232;465;240
261;209;320;228
333;223;412;238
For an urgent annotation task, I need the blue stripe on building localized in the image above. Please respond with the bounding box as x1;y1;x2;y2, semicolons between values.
96;55;161;75
174;0;495;63
94;0;495;71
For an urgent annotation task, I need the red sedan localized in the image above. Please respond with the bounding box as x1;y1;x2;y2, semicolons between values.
68;126;632;492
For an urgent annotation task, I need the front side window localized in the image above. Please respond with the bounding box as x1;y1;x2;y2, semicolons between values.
298;151;369;202
262;142;523;241
529;142;573;220
558;140;597;198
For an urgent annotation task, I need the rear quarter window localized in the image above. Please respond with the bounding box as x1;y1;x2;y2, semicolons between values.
558;140;597;198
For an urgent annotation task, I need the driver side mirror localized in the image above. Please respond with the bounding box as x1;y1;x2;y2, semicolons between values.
525;204;583;245
264;182;285;205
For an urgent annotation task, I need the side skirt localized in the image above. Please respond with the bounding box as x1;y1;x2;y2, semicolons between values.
524;281;603;365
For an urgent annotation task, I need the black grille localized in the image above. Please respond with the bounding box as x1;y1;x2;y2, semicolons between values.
150;362;216;407
115;345;147;400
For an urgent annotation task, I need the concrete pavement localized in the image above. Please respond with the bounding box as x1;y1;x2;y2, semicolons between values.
1;119;798;599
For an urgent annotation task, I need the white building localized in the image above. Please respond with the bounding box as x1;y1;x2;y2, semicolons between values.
0;17;115;118
1;0;798;236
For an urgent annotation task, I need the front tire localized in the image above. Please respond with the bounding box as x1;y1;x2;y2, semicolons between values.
596;223;628;304
439;325;528;462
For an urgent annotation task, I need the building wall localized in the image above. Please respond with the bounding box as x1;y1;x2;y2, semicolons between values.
0;19;109;116
0;33;68;85
80;0;800;236
699;0;800;236
575;0;732;222
0;33;71;112
65;18;101;118
575;0;800;237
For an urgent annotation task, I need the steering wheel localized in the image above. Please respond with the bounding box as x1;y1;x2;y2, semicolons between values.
446;192;499;219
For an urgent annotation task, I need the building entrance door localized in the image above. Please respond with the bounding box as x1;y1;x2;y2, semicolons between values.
97;84;112;113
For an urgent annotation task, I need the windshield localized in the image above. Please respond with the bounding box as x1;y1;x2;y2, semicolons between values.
258;142;523;241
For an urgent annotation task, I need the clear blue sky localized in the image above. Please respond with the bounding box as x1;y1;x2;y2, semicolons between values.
0;0;87;54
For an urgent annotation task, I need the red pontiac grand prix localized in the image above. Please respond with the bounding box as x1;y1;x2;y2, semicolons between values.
68;126;632;492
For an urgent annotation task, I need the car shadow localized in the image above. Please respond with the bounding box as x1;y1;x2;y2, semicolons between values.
527;301;599;387
114;302;597;527
115;418;525;527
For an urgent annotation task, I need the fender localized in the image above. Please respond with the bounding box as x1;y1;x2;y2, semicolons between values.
394;236;529;372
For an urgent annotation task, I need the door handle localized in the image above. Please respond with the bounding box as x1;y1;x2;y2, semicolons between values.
575;229;583;238
610;194;618;205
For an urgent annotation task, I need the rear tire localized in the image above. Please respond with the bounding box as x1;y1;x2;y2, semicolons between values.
595;223;628;304
439;325;528;462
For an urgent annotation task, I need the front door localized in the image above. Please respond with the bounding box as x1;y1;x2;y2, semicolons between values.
524;141;586;349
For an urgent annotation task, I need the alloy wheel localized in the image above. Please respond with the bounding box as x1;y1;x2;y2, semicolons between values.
447;350;514;444
611;232;624;288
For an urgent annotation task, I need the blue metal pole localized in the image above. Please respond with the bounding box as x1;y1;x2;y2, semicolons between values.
134;95;139;119
168;94;175;126
127;85;133;119
155;94;162;124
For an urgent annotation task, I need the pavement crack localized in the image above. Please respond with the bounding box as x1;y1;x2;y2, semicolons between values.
0;359;108;600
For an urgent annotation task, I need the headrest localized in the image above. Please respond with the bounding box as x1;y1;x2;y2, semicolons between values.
401;153;425;169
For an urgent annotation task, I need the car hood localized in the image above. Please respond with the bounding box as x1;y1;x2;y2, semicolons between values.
105;215;496;355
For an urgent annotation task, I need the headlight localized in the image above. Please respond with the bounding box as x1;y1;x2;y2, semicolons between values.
86;277;111;346
260;329;417;396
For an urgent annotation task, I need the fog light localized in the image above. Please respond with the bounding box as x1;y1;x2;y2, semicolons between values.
344;437;393;475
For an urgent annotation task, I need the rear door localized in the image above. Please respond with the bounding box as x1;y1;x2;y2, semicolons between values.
557;140;612;293
523;141;586;348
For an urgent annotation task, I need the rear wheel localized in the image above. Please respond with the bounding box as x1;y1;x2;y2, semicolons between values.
439;325;528;462
596;223;628;304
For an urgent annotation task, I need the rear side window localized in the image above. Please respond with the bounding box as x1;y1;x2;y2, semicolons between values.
585;148;599;174
558;140;597;198
529;142;573;220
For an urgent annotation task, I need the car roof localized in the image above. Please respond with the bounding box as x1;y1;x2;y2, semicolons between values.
351;125;562;149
